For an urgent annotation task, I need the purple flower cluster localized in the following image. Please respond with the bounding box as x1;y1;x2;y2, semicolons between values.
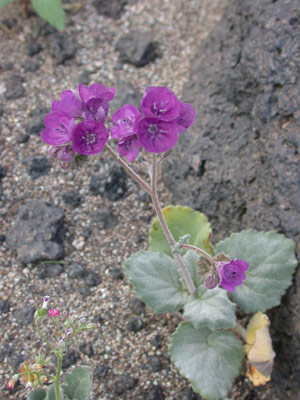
41;83;115;167
217;259;249;292
111;86;196;162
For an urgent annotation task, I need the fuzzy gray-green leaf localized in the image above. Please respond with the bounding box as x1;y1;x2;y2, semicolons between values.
28;389;47;400
170;322;245;400
62;367;92;400
215;230;297;312
31;0;65;31
183;286;236;330
125;250;188;313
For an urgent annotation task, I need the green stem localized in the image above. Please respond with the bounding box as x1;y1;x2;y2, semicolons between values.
35;319;57;355
54;356;62;400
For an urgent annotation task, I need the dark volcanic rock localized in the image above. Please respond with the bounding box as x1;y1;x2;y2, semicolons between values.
90;207;118;230
93;0;127;19
127;317;144;332
27;156;51;179
4;75;25;100
27;40;42;56
89;165;127;201
116;31;159;67
62;191;82;208
94;364;108;378
148;355;162;372
114;375;138;395
39;263;64;279
0;165;6;183
28;106;47;135
48;33;77;64
110;266;124;280
62;350;81;369
146;385;164;400
79;343;94;357
84;270;102;287
6;201;65;263
67;263;86;279
111;82;141;111
0;299;10;315
14;306;35;326
163;1;300;398
179;388;199;400
129;297;145;315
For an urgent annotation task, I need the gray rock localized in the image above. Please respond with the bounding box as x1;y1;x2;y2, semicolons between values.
110;266;124;280
6;201;65;263
79;343;94;357
84;270;101;287
93;0;127;19
94;364;108;378
179;388;199;400
163;0;300;398
28;106;48;135
116;30;159;67
0;165;6;183
4;75;25;100
89;165;127;201
114;375;138;394
62;191;82;208
148;355;162;372
14;306;35;326
147;385;164;400
23;60;40;73
127;317;144;332
0;299;10;314
67;263;86;279
129;297;145;315
48;33;77;64
111;82;141;112
27;156;51;179
90;207;118;230
27;40;42;56
62;350;81;369
39;263;64;279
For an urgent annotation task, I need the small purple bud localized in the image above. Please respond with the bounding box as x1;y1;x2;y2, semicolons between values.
42;296;52;309
79;317;86;323
203;269;220;290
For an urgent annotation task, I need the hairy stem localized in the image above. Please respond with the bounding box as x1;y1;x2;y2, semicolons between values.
180;243;214;263
150;155;196;294
105;146;196;294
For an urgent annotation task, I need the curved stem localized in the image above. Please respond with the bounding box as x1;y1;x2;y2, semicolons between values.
150;155;196;294
35;319;57;355
105;144;152;193
180;243;214;263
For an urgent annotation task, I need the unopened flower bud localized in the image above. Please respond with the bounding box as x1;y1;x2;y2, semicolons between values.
203;269;220;290
64;328;73;338
197;256;213;276
85;323;96;330
25;382;33;392
79;317;86;324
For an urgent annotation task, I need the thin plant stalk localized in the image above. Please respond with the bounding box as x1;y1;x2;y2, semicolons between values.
105;144;196;295
54;356;62;400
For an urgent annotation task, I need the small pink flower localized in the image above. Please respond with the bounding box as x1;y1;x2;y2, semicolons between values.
49;309;60;318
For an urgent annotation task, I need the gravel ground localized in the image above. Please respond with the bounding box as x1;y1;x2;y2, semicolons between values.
0;1;229;399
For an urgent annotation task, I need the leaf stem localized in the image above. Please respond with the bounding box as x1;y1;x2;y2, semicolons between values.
179;243;215;263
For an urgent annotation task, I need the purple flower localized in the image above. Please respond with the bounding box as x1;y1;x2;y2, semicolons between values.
111;104;143;139
78;82;115;103
41;112;75;145
118;135;139;162
52;90;81;118
217;259;249;292
177;102;196;133
140;86;180;121
72;120;108;155
137;117;178;153
82;97;108;123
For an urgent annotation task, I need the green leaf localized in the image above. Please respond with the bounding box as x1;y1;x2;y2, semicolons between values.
170;322;245;400
0;0;14;8
62;367;92;400
45;385;59;400
125;250;188;313
215;230;298;313
31;0;65;31
149;205;212;257
28;389;47;400
183;286;236;330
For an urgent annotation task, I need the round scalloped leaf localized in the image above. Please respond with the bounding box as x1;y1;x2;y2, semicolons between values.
149;205;212;257
0;0;14;8
125;250;188;313
28;389;47;400
62;367;92;400
170;322;244;400
215;230;297;313
183;286;236;331
32;0;65;31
